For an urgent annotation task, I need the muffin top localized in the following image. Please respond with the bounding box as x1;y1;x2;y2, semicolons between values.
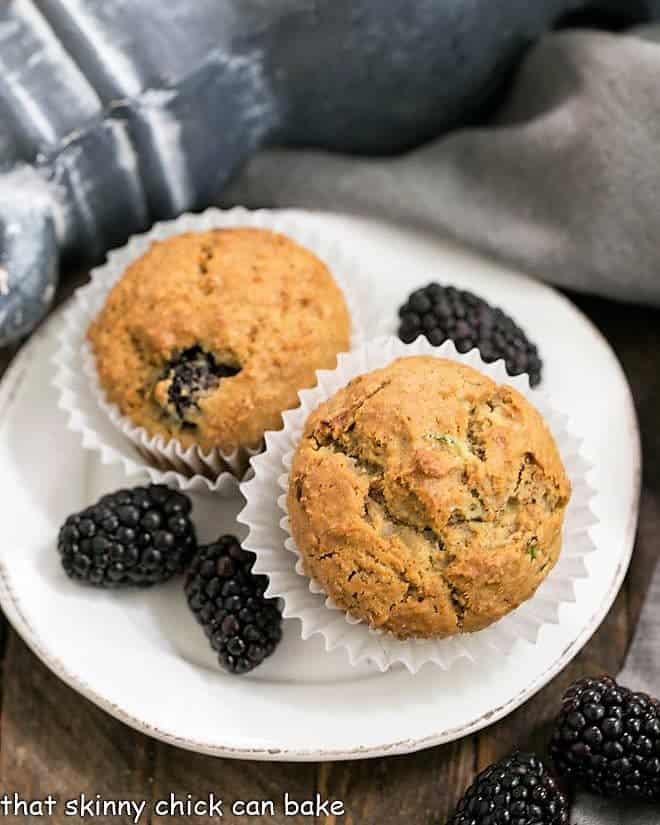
287;356;571;640
88;228;351;452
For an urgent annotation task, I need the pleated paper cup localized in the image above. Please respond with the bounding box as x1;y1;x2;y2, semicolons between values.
53;207;366;493
238;335;597;673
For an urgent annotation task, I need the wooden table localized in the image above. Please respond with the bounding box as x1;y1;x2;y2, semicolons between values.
0;283;656;824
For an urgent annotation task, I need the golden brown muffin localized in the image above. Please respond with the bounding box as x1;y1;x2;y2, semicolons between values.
87;228;351;453
287;356;571;640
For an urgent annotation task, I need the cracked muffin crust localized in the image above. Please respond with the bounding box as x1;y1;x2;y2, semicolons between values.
287;356;571;639
87;228;351;453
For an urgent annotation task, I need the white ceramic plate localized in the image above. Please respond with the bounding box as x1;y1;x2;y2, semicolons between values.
0;210;640;761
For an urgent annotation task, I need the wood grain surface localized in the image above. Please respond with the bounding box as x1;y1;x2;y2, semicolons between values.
0;280;656;824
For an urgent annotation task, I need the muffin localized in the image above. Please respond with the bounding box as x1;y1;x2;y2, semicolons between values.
287;356;571;640
87;228;351;455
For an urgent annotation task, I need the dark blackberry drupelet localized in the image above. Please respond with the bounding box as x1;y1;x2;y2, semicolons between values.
58;485;196;587
550;675;660;801
185;535;282;674
161;345;240;423
447;752;569;825
397;284;542;387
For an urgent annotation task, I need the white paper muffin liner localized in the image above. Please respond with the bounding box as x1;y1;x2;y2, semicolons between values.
52;207;367;493
238;335;597;673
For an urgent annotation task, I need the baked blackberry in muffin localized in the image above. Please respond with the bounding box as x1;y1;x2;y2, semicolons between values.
87;228;351;454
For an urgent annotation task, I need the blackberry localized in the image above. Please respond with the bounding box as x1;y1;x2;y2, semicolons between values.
185;536;282;674
160;345;240;424
397;284;542;387
551;675;660;801
448;752;568;825
58;485;196;587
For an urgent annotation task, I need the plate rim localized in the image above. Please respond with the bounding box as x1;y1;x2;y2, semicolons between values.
0;209;641;761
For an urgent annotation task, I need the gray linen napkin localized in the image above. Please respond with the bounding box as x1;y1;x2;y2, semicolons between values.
225;26;660;307
226;26;660;820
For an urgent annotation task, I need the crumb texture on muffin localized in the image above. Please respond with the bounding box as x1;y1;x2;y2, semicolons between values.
287;356;571;639
87;228;351;452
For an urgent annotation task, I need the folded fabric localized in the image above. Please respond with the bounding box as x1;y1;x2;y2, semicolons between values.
226;26;660;306
0;0;605;345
